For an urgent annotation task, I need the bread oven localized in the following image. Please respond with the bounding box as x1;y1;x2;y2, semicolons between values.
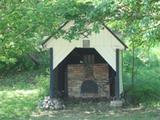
67;54;110;98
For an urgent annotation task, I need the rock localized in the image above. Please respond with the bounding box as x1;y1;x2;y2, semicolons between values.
110;100;123;107
38;96;65;110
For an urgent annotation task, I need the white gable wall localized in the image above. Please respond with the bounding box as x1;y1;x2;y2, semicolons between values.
45;38;82;69
88;28;125;71
44;28;125;70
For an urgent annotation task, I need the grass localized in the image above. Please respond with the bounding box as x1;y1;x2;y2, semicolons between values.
31;102;160;120
0;86;160;120
0;70;41;120
0;72;160;120
0;89;39;120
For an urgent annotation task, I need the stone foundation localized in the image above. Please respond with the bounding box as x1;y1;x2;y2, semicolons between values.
67;64;110;98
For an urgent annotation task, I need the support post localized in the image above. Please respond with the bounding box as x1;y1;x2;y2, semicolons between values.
115;49;120;99
58;63;63;97
50;48;54;98
110;49;123;107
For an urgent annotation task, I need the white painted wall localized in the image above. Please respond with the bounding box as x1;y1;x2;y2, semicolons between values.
45;38;82;69
44;28;125;70
88;28;125;71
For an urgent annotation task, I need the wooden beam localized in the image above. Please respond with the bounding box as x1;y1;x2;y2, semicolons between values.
109;65;116;97
115;49;120;99
58;63;63;96
50;48;54;98
64;65;68;97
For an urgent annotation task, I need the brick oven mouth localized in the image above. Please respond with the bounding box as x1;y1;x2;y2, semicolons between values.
80;80;98;97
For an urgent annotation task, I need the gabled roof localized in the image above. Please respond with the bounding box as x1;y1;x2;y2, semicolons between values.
102;23;128;49
41;21;127;71
42;21;69;46
42;21;127;49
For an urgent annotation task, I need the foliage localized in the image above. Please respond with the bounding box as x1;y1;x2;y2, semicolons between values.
0;0;160;70
123;46;160;105
35;74;50;98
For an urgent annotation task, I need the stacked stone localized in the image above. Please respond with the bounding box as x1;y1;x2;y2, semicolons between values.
67;64;110;98
39;96;65;110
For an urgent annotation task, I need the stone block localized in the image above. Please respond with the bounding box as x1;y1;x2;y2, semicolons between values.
110;100;123;107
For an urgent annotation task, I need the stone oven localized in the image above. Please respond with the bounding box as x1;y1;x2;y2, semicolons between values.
68;63;110;98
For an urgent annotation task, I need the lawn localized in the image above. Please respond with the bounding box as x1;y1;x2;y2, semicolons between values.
31;102;160;120
0;71;40;120
0;69;160;120
0;89;39;120
0;87;160;120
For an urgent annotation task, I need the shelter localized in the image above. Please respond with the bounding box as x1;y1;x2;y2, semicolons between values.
42;21;127;100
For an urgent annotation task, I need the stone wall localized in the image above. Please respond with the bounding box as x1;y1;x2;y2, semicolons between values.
67;64;110;98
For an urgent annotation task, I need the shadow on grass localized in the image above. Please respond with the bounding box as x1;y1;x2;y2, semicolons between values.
0;69;50;120
0;89;39;120
31;101;160;120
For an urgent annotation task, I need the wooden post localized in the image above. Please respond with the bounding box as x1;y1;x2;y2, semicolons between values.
115;49;120;99
50;48;54;98
58;63;63;96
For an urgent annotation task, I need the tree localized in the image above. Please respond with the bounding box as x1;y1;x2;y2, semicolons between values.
0;0;159;71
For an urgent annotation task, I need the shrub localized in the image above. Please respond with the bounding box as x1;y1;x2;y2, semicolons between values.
35;74;50;98
123;49;160;105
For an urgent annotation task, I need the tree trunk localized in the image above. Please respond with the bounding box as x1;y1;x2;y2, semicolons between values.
28;53;40;66
131;41;135;87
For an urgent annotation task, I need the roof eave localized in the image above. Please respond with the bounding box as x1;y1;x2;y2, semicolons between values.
102;23;128;49
41;21;69;47
42;21;128;50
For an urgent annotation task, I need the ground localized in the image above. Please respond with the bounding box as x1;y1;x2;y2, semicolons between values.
31;102;160;120
0;87;160;120
0;70;160;120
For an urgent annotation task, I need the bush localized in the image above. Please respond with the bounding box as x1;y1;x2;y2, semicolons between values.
123;48;160;105
0;51;50;74
35;74;50;98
